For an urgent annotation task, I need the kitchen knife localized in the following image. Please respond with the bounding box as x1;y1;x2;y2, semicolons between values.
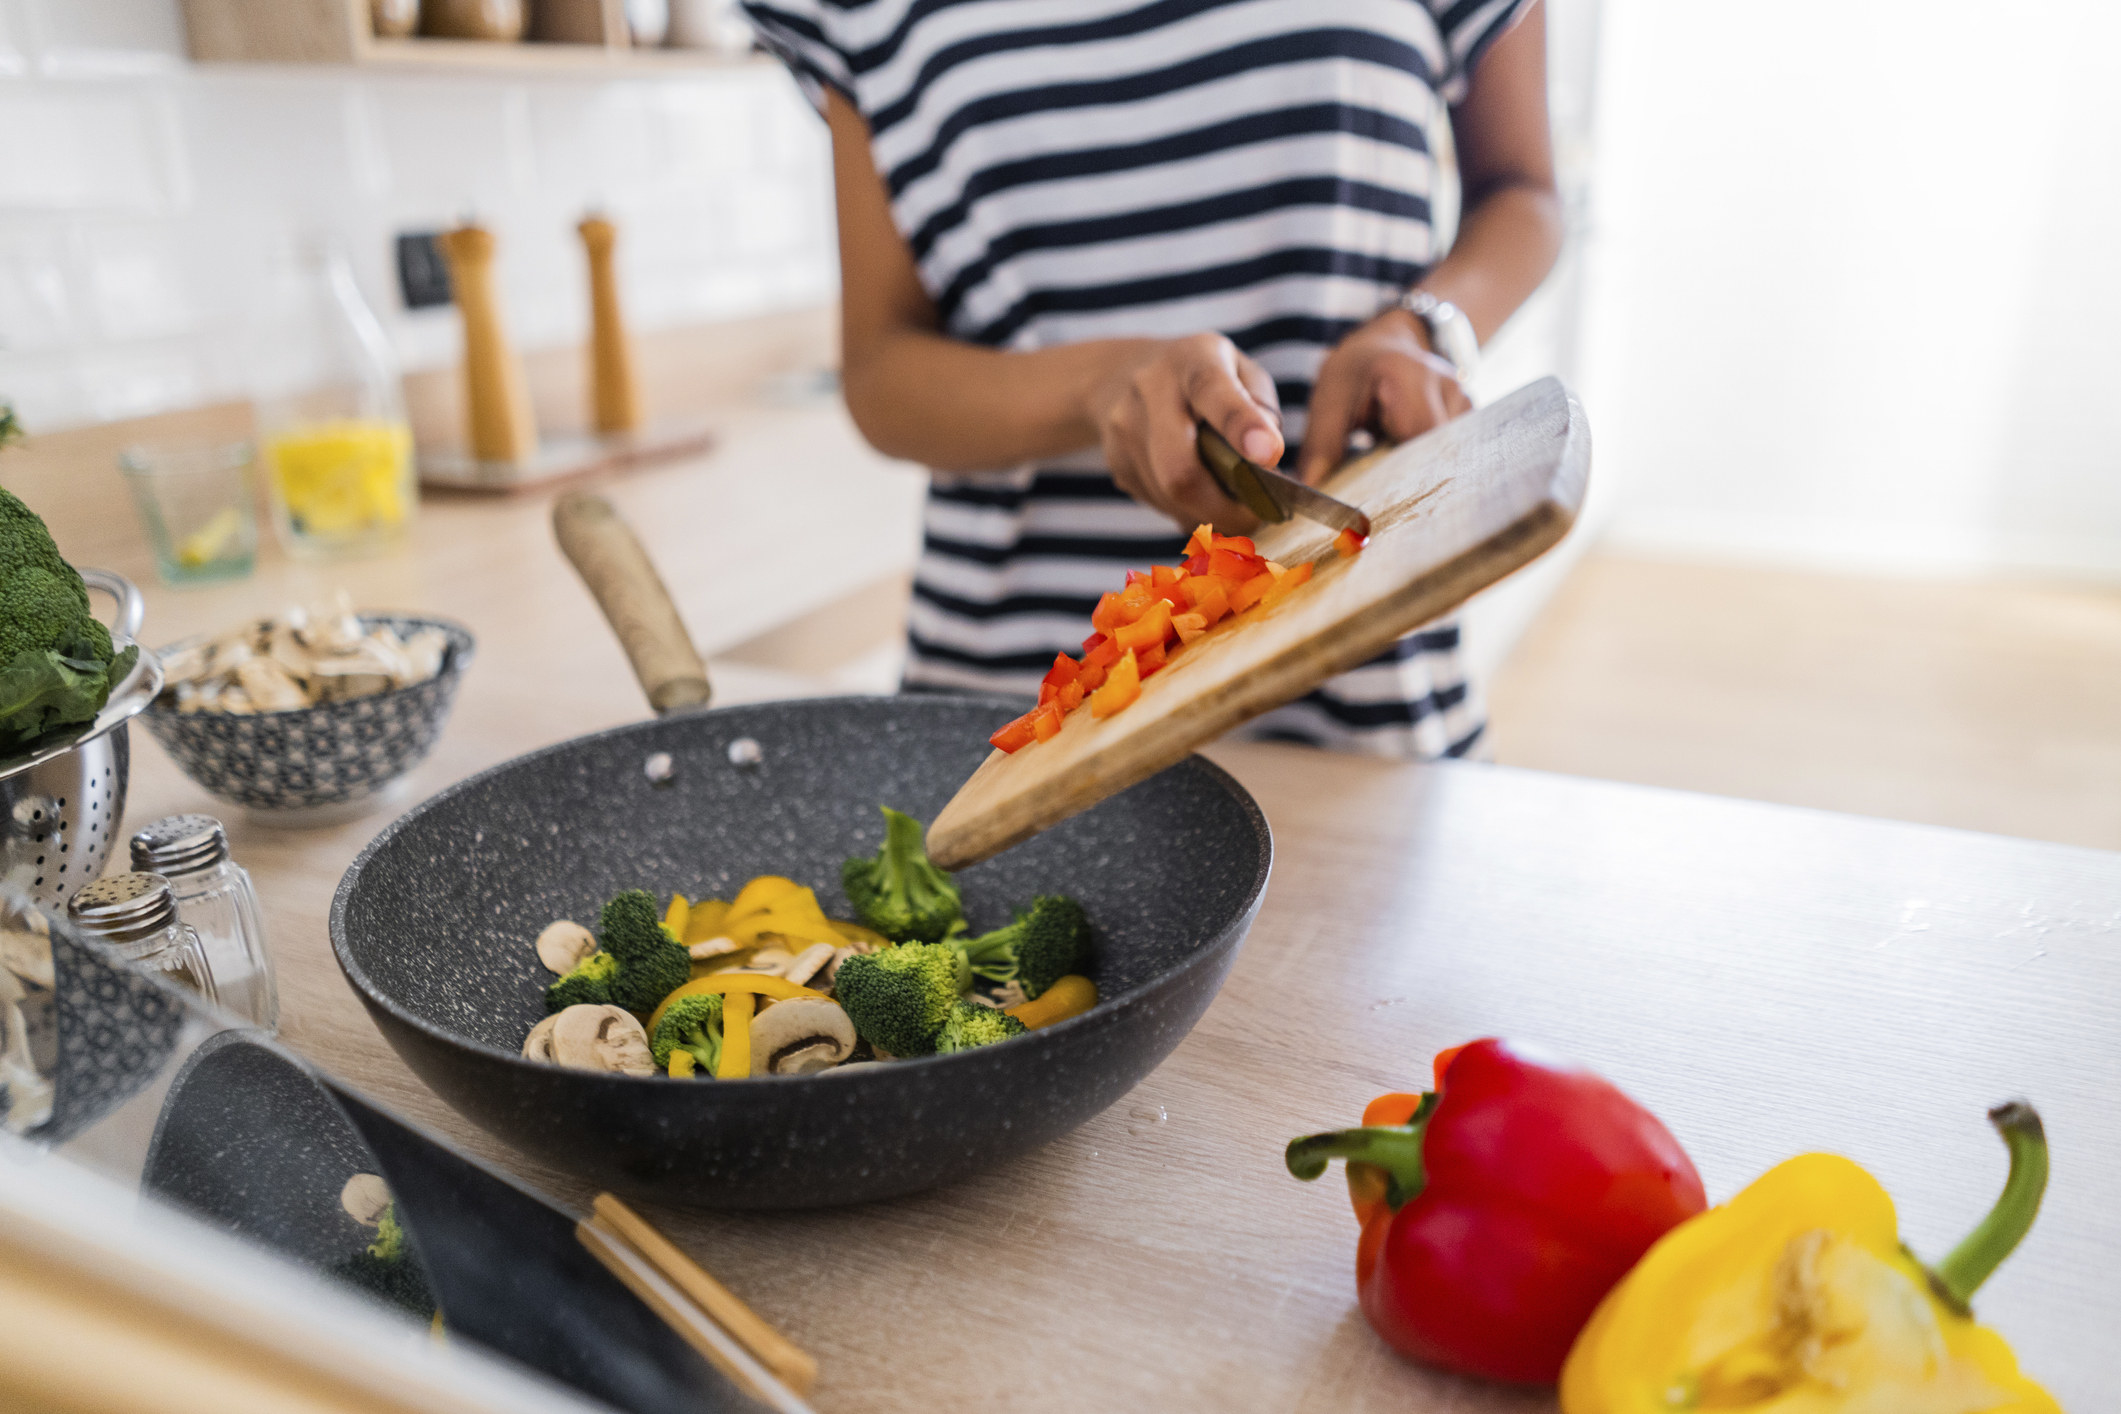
1195;422;1372;538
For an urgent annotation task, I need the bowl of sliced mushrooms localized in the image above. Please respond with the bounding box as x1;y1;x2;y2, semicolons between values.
140;598;473;822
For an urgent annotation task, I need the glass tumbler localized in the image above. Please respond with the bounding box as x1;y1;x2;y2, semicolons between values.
118;442;259;585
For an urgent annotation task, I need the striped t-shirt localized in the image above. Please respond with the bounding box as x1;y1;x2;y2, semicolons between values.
745;0;1530;757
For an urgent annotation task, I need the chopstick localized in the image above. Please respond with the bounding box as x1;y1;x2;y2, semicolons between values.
576;1192;820;1399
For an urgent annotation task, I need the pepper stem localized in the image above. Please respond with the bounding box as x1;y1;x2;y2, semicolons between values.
1931;1101;2048;1310
1285;1100;1435;1210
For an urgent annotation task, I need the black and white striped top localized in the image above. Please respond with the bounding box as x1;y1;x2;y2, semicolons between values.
745;0;1529;757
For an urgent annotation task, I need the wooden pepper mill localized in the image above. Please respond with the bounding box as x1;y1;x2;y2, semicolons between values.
577;215;642;436
437;223;539;467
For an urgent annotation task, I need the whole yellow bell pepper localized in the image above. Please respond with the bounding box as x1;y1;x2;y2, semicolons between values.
1561;1102;2057;1413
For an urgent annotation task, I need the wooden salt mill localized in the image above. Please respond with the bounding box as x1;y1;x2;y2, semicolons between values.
577;215;642;436
437;223;539;467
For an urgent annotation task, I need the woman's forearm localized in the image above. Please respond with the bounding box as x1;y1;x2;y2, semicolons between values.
840;328;1155;473
1416;182;1564;344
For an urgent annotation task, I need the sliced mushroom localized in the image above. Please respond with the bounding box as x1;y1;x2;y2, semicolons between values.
819;945;860;993
535;920;598;974
687;936;740;960
340;1173;392;1226
782;943;836;988
523;1012;562;1062
747;998;856;1076
734;948;795;978
550;1004;656;1076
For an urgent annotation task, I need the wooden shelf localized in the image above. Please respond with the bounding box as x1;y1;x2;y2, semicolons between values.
181;0;759;75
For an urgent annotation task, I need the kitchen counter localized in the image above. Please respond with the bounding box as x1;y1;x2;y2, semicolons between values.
18;399;2121;1410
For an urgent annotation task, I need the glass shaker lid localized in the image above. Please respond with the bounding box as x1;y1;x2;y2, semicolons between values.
130;813;230;876
68;871;178;944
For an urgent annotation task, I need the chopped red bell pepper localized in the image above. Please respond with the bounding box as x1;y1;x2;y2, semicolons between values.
1211;533;1258;557
1286;1038;1707;1385
1124;568;1153;589
1150;564;1184;588
1184;552;1212;577
1082;635;1121;672
1184;574;1230;625
1081;631;1107;655
1170;611;1209;644
1029;702;1063;742
1057;679;1085;711
1136;640;1167;675
1207;547;1264;583
1334;528;1367;557
988;712;1039;754
1186;524;1217;558
1037;681;1058;707
1043;653;1081;687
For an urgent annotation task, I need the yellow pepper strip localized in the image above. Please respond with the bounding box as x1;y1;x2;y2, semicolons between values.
648;972;826;1034
1005;974;1098;1030
717;991;754;1079
663;895;690;939
682;899;732;945
829;919;890;949
1560;1102;2058;1414
725;875;804;925
667;1050;696;1079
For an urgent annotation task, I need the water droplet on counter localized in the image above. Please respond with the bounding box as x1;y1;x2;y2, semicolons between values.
1370;996;1407;1010
1126;1104;1166;1135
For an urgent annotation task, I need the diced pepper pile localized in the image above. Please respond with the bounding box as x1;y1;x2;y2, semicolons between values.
989;522;1366;753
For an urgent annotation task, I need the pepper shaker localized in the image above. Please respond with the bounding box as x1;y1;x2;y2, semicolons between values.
67;873;220;1009
131;815;276;1030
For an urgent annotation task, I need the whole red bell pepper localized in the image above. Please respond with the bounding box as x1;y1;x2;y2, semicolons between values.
1285;1038;1706;1385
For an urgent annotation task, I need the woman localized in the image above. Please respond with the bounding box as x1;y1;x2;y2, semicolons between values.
744;0;1560;757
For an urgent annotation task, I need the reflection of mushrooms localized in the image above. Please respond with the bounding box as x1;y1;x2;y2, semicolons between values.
535;920;597;974
523;1012;561;1062
748;999;856;1076
551;1004;656;1076
341;1173;392;1227
782;943;835;988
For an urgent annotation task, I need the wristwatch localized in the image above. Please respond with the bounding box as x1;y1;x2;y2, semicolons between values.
1397;289;1479;381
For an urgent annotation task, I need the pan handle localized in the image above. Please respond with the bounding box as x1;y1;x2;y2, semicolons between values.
553;492;712;715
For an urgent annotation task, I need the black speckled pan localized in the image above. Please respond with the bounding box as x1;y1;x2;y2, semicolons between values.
330;695;1271;1210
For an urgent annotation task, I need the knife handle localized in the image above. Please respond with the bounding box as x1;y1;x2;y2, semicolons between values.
1194;422;1287;525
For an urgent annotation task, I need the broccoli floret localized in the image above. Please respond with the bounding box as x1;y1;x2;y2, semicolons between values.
0;487;136;753
840;807;963;943
545;949;619;1011
832;941;969;1057
935;1001;1028;1054
956;895;1091;1000
597;889;691;1016
329;1203;437;1320
650;992;723;1072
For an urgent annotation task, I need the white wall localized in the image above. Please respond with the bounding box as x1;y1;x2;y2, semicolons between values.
1581;0;2121;581
0;0;836;431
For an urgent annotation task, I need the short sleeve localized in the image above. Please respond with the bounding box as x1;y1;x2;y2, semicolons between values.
1425;0;1537;104
740;1;854;113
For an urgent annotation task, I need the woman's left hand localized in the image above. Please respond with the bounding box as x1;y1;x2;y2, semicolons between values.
1295;309;1470;484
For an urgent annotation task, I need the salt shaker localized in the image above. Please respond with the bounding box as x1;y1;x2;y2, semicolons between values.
130;815;276;1030
67;873;220;1008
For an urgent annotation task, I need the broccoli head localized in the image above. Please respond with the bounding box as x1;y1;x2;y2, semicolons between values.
841;807;963;943
957;895;1091;1000
329;1203;437;1320
597;888;691;1016
934;1000;1028;1054
650;992;724;1072
832;941;969;1057
0;488;136;753
545;949;619;1011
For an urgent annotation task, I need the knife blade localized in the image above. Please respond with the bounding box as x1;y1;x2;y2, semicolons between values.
1194;422;1372;538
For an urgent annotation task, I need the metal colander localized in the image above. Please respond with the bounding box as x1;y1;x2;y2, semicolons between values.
0;571;162;912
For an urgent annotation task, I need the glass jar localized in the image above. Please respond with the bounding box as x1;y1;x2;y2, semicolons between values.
118;440;260;585
253;245;418;561
66;873;219;1008
130;815;275;1031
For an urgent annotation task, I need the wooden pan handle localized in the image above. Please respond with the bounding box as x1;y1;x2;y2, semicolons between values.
553;491;711;715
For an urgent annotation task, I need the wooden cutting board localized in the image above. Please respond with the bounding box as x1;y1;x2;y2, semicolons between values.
926;376;1591;870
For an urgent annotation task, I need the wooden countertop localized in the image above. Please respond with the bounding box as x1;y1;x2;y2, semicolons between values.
23;401;2120;1411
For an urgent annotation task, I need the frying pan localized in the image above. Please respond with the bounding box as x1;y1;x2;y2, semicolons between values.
330;497;1272;1209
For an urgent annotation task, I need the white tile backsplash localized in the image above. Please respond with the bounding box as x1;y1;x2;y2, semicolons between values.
0;0;836;432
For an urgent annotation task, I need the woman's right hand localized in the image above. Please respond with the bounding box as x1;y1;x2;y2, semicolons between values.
1084;333;1284;531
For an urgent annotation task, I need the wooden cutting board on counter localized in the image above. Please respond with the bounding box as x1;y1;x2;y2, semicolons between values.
926;376;1591;870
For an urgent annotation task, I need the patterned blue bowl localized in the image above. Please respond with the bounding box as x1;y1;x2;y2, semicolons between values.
140;615;474;821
